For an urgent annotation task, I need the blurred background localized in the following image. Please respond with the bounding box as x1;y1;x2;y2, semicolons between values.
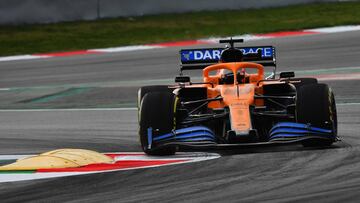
0;0;346;25
0;0;359;56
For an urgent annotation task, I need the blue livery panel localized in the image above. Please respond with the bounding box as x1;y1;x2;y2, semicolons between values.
180;46;274;64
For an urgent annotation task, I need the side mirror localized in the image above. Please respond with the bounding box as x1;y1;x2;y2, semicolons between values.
280;71;295;78
175;76;190;83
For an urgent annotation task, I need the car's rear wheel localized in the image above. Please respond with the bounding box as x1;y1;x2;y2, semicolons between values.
296;84;337;147
139;92;178;155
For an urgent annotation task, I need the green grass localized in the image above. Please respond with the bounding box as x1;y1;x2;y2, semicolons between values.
1;2;360;56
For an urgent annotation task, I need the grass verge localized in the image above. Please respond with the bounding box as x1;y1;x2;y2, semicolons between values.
1;2;360;56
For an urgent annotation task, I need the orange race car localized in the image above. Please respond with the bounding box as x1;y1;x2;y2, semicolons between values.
138;39;338;155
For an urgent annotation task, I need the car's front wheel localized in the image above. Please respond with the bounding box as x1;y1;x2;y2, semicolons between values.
138;92;178;155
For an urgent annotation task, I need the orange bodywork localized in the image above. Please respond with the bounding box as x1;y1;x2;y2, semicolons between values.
202;62;265;135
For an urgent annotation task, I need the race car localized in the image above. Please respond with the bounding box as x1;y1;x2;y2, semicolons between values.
137;38;338;155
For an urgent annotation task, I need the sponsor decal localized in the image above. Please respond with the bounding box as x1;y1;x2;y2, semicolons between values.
181;47;273;63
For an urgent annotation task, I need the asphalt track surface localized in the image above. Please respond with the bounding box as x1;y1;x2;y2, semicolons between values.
0;31;360;202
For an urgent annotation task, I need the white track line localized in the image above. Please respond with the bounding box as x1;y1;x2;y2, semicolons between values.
317;73;360;81
306;25;360;33
0;55;50;62
90;45;162;53
0;88;10;91
0;155;32;160
337;103;360;106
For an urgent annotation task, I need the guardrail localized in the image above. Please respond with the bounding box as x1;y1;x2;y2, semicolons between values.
0;0;341;25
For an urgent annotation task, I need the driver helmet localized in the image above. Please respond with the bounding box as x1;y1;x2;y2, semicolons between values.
220;48;243;63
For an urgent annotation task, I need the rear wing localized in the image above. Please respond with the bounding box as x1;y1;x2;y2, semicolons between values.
180;46;276;71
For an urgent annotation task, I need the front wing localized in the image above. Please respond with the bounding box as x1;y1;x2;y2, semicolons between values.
147;122;338;151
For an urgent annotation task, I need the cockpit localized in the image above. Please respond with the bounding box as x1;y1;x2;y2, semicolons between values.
218;69;251;84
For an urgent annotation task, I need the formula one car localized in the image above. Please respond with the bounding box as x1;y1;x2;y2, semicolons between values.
138;38;338;155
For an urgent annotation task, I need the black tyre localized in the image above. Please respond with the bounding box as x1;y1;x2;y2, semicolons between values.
137;85;171;108
137;85;172;125
139;92;178;155
296;84;337;147
290;78;318;89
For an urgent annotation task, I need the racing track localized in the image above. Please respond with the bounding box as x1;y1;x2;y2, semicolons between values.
0;31;360;202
